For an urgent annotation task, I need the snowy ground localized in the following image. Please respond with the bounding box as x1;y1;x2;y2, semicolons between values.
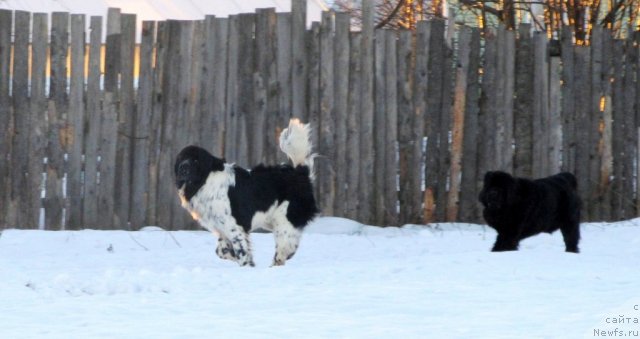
1;217;639;338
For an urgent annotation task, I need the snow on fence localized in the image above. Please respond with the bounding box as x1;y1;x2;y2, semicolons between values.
0;1;638;230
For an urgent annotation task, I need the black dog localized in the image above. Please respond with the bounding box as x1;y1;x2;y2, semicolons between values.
478;171;581;253
175;119;318;266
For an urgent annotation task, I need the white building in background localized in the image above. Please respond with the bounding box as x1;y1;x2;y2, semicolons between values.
0;0;329;25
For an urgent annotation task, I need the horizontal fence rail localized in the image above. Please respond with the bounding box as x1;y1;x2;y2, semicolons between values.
0;1;639;230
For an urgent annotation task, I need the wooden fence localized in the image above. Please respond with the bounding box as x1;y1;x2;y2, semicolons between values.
0;1;639;230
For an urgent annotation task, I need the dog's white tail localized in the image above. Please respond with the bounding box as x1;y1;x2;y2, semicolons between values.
279;118;315;174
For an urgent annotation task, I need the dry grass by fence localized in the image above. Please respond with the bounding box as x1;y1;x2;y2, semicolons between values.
0;1;638;230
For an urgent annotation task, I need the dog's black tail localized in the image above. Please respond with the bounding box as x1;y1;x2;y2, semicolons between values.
279;118;315;180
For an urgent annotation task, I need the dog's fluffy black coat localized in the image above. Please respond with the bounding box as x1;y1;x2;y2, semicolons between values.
175;120;318;266
478;171;581;253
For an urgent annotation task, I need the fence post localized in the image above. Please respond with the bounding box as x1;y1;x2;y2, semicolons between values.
446;26;472;222
130;21;155;230
0;9;10;229
291;0;308;121
414;21;430;224
318;11;336;216
459;27;481;223
10;11;31;228
333;12;350;217
67;14;86;230
374;28;386;224
345;32;361;220
397;30;416;224
383;30;398;226
29;13;48;230
83;16;103;229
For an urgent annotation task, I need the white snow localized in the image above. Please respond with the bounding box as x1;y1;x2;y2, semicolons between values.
1;217;639;338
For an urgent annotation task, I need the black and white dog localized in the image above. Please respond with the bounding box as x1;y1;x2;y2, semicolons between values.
175;119;318;267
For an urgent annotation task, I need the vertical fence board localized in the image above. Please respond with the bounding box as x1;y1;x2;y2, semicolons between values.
384;30;398;226
588;27;605;220
105;8;121;93
333;12;349;217
397;30;416;224
148;21;168;227
345;32;361;220
83;16;103;229
171;20;196;230
156;20;181;229
254;9;277;165
611;40;625;220
459;27;481;223
424;19;446;223
291;0;308;121
236;14;255;168
598;31;614;221
44;12;69;230
478;29;497;187
98;93;118;228
188;20;203;148
373;29;386;225
622;36;637;219
200;16;227;155
0;9;10;228
414;21;430;224
29;13;48;230
548;56;562;175
276;13;293;163
212;18;229;155
114;13;136;228
574;45;592;217
318;12;336;215
358;1;375;224
560;27;576;174
10;11;31;228
532;32;550;178
497;27;515;172
130;21;156;230
446;26;471;222
225;16;239;161
514;25;534;178
307;23;321;153
67;14;86;230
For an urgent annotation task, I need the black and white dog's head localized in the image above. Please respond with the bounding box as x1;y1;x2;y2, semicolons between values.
174;119;318;267
174;145;225;202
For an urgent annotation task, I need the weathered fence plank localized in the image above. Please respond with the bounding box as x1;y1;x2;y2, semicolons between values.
384;30;398;226
10;11;31;228
28;13;48;230
291;0;308;121
574;45;592;217
514;24;534;178
148;21;168;226
200;16;227;156
459;27;481;223
622;36;637;219
318;11;336;215
0;9;10;228
548;55;562;175
67;14;86;230
532;32;550;178
307;23;321;154
588;27;605;221
98;93;118;228
424;19;446;223
333;12;350;217
397;30;416;224
446;26;471;222
560;26;576;175
276;12;292;164
414;21;430;224
254;8;277;165
130;21;156;230
358;0;375;224
105;8;121;93
345;32;361;220
496;27;515;172
225;16;240;161
44;12;69;230
236;14;255;168
83;16;103;229
374;28;386;224
114;13;137;229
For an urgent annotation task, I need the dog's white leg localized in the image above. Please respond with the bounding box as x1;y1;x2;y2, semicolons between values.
220;225;255;267
272;224;301;266
215;236;237;261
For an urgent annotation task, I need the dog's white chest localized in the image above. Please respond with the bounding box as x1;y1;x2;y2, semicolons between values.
180;165;236;233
